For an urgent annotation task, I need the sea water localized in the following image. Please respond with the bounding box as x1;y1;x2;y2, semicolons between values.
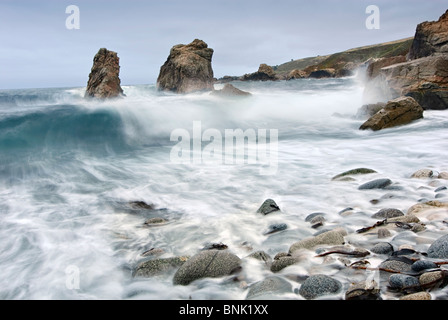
1;75;448;300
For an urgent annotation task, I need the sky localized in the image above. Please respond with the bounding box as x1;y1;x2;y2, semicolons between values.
0;0;447;89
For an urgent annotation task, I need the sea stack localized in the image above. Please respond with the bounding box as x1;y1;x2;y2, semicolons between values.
85;48;124;99
157;39;214;94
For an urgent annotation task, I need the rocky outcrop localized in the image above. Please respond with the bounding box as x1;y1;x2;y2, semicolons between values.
85;48;124;99
364;11;448;110
210;84;251;97
287;69;307;80
409;9;448;60
157;39;214;94
242;64;279;81
308;68;336;79
359;96;424;131
367;56;407;79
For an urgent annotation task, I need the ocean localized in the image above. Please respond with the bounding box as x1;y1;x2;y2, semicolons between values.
1;75;448;300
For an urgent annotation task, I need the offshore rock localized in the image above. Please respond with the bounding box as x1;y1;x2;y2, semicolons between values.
210;84;251;97
241;64;279;81
157;39;214;94
359;96;423;131
85;48;124;99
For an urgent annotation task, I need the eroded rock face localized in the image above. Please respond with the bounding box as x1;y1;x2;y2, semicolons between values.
359;96;424;131
157;39;214;94
85;48;124;99
364;11;448;110
408;9;448;60
242;64;279;81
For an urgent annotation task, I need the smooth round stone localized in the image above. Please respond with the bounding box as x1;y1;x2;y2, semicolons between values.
270;256;297;273
263;223;288;235
379;257;413;273
427;234;448;259
411;169;434;179
370;242;394;255
246;276;293;300
358;179;392;190
411;260;438;272
419;271;444;287
173;250;241;286
298;274;342;300
388;274;419;289
371;208;404;219
400;292;432;300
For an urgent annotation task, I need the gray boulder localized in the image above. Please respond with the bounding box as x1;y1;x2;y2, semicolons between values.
298;274;342;300
246;276;293;300
173;250;241;286
256;199;280;215
427;234;448;259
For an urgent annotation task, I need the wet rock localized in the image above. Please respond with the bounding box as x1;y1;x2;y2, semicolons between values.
411;169;434;179
345;280;381;300
241;64;279;82
400;292;432;300
358;178;393;190
144;217;168;226
263;223;287;235
359;96;424;131
331;168;377;181
157;39;214;94
438;172;448;180
388;274;420;290
134;256;189;278
427;234;448;259
298;274;342;300
245;276;293;300
173;250;241;286
411;260;439;272
305;212;326;222
289;228;347;254
408;9;448;59
419;271;446;288
201;242;228;251
378;228;392;239
140;247;165;257
370;242;394;255
309;216;325;229
256;199;280;215
379;256;413;273
129;201;155;210
246;251;272;267
210;84;251;97
85;48;124;99
435;186;447;192
407;200;448;217
371;208;404;219
270;256;298;273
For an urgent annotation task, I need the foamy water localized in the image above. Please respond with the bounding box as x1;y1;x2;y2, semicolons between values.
1;75;448;300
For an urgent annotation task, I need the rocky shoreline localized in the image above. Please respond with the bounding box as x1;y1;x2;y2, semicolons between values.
128;167;448;300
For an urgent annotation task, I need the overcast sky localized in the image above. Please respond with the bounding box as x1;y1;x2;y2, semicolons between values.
0;0;446;89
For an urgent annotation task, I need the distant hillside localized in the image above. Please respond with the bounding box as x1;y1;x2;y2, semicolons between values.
273;37;414;77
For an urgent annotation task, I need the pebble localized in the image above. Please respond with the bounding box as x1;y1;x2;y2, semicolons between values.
411;169;434;179
270;256;298;273
379;257;413;273
289;228;347;254
263;223;287;235
419;271;445;287
400;292;432;300
427;234;448;259
411;260;439;272
134;256;189;278
345;280;381;300
438;172;448;180
388;274;420;290
370;242;394;255
298;274;342;300
358;178;393;190
246;276;293;300
173;250;242;286
371;208;404;219
331;168;377;181
256;199;281;215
